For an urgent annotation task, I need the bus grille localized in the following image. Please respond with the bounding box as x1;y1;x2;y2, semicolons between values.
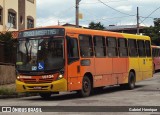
23;78;53;84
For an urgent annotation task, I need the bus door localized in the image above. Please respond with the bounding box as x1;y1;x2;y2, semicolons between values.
66;33;81;91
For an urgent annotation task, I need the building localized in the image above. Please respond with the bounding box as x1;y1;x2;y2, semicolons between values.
105;25;147;34
63;23;87;28
0;0;36;31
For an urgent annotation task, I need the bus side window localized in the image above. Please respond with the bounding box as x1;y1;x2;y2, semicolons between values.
128;39;138;57
94;36;106;57
79;35;93;57
106;37;118;57
152;48;154;57
145;40;151;57
67;36;79;64
156;49;160;57
118;38;128;57
137;40;146;57
153;48;156;57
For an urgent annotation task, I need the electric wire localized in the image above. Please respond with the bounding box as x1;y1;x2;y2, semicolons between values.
97;0;136;16
140;6;160;24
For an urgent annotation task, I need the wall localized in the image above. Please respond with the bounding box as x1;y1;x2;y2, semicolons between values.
0;65;16;85
25;0;36;28
3;0;18;31
18;0;25;30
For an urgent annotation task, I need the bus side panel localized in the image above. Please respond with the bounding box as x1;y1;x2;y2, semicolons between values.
94;75;112;87
112;58;127;73
94;58;112;75
67;61;82;91
142;57;153;79
129;58;142;82
67;58;95;91
93;57;129;86
138;57;152;80
112;58;129;84
93;57;113;87
154;57;160;70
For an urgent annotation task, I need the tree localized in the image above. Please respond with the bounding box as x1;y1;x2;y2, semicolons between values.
0;32;17;63
143;18;160;45
88;22;105;30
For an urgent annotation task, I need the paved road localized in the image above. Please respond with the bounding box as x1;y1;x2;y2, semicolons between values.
0;72;160;114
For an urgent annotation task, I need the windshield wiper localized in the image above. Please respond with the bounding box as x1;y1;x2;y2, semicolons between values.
25;42;29;62
25;41;32;62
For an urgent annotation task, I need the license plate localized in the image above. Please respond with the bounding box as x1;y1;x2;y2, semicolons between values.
33;87;42;90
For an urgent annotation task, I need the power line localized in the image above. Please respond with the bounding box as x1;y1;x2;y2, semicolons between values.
80;16;134;23
140;6;160;24
80;0;127;4
97;0;135;16
139;18;148;27
80;6;135;25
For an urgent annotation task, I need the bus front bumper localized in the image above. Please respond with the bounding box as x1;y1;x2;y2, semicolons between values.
16;78;67;93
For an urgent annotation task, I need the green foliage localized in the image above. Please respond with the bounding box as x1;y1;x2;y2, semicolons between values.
89;22;105;30
0;86;38;98
0;32;17;64
0;32;13;42
143;18;160;45
0;87;17;95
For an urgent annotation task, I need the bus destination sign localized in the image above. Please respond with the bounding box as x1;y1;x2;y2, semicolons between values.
19;29;64;38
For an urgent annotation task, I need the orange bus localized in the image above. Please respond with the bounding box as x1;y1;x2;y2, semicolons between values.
16;26;153;98
152;45;160;72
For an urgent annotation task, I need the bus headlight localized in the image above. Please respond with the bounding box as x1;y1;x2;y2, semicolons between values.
57;74;64;80
17;76;20;80
17;75;32;80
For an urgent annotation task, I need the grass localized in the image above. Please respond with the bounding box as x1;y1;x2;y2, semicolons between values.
0;84;18;98
0;84;38;98
0;87;17;95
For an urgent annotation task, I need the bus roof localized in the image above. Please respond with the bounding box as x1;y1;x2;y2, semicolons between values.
20;25;150;40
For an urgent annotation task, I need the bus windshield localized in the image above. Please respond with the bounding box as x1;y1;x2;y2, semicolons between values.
16;37;64;72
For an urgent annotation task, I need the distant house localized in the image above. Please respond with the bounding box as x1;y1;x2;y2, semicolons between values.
105;25;147;34
62;23;87;28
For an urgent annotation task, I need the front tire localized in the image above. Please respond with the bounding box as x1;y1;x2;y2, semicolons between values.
78;76;92;97
39;93;52;99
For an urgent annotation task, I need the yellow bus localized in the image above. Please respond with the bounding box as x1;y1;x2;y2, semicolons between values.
16;26;153;98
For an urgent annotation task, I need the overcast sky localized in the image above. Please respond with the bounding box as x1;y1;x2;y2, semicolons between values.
36;0;160;27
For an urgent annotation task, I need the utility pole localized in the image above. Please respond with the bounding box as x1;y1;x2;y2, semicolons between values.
137;7;139;35
58;20;60;25
76;0;81;28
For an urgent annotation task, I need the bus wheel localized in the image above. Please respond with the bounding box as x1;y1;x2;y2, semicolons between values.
127;72;135;90
39;93;51;99
78;76;91;97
